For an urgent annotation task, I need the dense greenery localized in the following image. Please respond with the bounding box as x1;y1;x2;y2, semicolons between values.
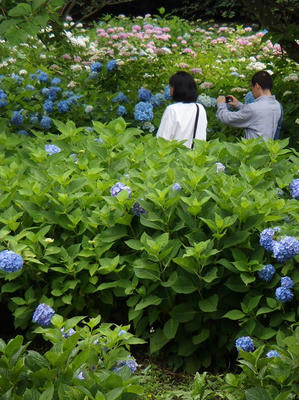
0;9;298;398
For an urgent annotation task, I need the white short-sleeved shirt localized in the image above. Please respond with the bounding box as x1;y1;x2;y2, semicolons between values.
156;102;207;148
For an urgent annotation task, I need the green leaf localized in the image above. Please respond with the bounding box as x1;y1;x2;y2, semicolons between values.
25;351;50;372
221;231;250;249
171;303;197;322
192;328;209;345
222;310;246;320
245;387;271;400
5;336;23;358
198;294;218;312
150;329;169;353
163;319;179;339
32;0;47;11
8;3;32;17
135;295;162;311
40;385;54;400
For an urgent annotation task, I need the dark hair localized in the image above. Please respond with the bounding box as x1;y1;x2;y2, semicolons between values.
251;70;273;90
169;71;198;103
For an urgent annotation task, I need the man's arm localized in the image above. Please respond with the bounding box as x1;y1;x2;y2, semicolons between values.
216;97;253;128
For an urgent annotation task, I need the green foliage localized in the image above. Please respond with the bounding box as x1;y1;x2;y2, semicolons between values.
0;119;298;371
0;315;145;399
0;0;65;45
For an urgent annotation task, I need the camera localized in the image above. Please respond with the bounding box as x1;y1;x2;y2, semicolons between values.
225;96;232;103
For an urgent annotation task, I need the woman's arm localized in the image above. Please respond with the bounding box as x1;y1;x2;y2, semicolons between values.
156;106;176;141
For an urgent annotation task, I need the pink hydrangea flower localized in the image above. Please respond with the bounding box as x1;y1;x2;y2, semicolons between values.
62;54;72;60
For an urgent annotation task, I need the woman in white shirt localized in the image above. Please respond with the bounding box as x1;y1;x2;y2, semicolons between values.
157;71;207;148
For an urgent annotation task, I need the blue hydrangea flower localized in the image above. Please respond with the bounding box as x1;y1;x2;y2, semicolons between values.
280;276;294;289
89;71;98;79
18;130;29;136
132;202;146;216
43;100;54;113
64;90;74;97
45;144;61;155
258;264;275;282
266;350;280;358
77;372;85;380
57;100;69;113
48;86;61;101
30;73;37;80
0;90;7;100
216;162;225;173
41;87;50;96
94;137;103;144
275;286;293;302
0;250;23;272
51;77;61;85
11;73;23;84
40;116;52;129
289;179;299;199
38;72;49;83
90;62;103;72
117;105;127;116
106;60;117;71
197;94;217;108
30;113;39;124
231;71;240;77
0;100;8;107
138;87;152;102
245;91;256;104
235;336;255;352
164;84;171;100
172;183;182;191
11;111;23;126
32;303;55;327
259;227;280;252
272;236;299;262
61;327;76;338
113;357;138;373
25;84;36;91
110;182;132;197
150;93;165;107
112;92;127;103
134;101;153;121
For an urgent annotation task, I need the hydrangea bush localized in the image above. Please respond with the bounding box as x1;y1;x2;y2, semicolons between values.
0;119;298;372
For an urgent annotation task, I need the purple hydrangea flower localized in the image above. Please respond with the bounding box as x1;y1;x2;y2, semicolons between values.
266;350;280;358
0;250;23;272
138;87;152;102
110;182;132;197
32;303;55;327
258;264;275;282
259;227;280;252
275;286;293;302
172;183;182;191
132;201;146;216
215;162;225;173
61;327;76;338
45;144;61;155
272;236;299;262
280;276;294;289
289;179;299;199
235;336;255;352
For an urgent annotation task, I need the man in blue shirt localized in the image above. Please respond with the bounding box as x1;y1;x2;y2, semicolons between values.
216;71;283;140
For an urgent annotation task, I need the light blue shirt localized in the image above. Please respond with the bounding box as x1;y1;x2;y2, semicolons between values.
216;95;282;139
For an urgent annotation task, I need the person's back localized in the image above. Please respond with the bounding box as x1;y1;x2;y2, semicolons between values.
216;70;282;140
157;71;207;148
157;102;207;148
